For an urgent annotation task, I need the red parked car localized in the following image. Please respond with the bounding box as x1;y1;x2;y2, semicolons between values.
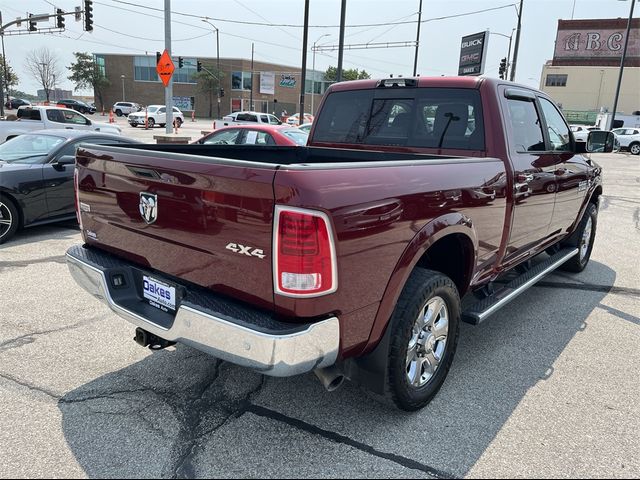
195;124;309;146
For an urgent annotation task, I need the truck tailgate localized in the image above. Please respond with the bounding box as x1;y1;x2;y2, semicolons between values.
75;145;277;310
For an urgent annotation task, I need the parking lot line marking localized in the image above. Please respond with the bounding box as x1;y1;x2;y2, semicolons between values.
535;281;640;298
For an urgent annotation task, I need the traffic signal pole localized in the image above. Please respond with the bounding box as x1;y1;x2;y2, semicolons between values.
164;0;173;134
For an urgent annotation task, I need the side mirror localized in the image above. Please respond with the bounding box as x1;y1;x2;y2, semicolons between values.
587;131;615;153
55;155;76;169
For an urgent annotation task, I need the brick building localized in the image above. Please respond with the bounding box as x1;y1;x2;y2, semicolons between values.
539;18;640;123
94;53;330;118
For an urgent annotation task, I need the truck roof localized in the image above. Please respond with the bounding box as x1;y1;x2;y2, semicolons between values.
326;76;532;93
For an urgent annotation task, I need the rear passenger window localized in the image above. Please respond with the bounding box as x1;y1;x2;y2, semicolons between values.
17;109;42;121
506;99;545;152
46;110;66;124
260;115;269;123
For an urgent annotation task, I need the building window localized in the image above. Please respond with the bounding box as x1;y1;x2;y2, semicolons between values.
232;71;252;90
173;57;197;84
94;54;106;76
545;74;567;87
134;56;159;82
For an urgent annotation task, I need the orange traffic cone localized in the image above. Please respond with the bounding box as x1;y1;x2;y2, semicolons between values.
108;110;114;123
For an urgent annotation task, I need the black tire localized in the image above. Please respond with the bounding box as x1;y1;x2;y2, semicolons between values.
385;268;460;411
0;195;20;245
115;109;123;117
79;107;87;114
174;118;183;128
147;118;155;128
629;142;640;156
559;202;597;273
130;124;137;128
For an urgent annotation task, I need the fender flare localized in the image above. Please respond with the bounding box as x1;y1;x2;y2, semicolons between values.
364;212;478;355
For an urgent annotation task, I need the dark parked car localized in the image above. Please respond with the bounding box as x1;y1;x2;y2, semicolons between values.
4;98;31;109
0;129;138;243
56;99;96;115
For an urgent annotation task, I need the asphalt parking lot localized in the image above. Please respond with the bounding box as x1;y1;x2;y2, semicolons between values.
101;113;216;143
1;151;638;478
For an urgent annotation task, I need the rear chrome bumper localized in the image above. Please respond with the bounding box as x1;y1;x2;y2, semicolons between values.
66;245;340;377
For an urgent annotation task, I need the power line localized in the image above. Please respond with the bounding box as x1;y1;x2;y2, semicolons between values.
102;0;517;29
232;0;299;42
95;23;210;42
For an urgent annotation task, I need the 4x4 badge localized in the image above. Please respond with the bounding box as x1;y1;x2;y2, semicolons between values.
139;192;158;224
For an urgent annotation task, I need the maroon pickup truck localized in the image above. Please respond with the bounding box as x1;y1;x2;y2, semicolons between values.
67;77;613;411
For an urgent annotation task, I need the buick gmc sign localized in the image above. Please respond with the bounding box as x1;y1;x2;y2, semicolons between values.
458;31;489;76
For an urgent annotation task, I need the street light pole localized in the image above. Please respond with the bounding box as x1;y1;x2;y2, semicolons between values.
608;0;636;130
121;74;125;101
509;0;524;82
202;19;221;119
312;34;330;115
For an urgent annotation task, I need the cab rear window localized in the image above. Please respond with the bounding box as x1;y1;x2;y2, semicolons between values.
313;88;485;151
17;109;42;121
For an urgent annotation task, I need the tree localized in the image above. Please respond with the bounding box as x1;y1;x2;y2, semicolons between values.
68;52;110;110
0;55;19;91
25;47;62;103
195;67;224;118
324;66;371;82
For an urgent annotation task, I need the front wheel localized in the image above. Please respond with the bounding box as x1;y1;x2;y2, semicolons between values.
629;142;640;156
0;196;19;245
560;202;597;272
385;269;460;411
146;118;155;128
115;109;123;117
174;118;183;128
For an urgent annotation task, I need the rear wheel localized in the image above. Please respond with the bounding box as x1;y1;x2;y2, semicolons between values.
385;268;460;411
560;203;597;272
629;142;640;156
0;196;19;245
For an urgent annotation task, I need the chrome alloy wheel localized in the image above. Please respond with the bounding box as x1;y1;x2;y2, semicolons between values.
580;216;593;261
406;296;449;388
0;201;13;240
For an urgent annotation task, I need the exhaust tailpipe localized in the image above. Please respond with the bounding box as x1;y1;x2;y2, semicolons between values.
314;365;345;392
134;327;175;350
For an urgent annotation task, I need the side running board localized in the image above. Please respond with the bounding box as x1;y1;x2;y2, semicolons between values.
461;247;579;325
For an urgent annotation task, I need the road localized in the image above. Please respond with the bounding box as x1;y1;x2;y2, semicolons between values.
0;152;638;478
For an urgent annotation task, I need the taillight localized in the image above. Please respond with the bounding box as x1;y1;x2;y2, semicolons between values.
74;168;83;230
274;206;337;297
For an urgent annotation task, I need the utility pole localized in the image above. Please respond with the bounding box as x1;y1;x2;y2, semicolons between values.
250;42;254;111
413;0;423;76
164;0;173;134
336;0;346;82
509;0;524;82
608;0;636;130
299;0;310;123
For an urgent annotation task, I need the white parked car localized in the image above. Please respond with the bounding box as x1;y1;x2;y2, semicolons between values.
286;112;314;126
213;111;282;130
570;124;600;142
611;127;640;155
128;105;185;128
298;122;313;134
0;106;121;143
112;102;141;116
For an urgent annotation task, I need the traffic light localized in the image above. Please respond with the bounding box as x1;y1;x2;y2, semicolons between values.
196;61;202;72
219;88;225;98
84;0;93;31
156;52;162;65
178;57;184;69
28;14;37;32
498;57;507;80
56;8;65;29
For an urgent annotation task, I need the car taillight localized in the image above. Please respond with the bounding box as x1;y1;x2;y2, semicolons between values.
74;168;83;230
274;206;337;297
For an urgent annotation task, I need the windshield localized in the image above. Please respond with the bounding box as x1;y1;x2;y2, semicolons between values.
282;129;309;146
0;134;65;164
146;106;159;113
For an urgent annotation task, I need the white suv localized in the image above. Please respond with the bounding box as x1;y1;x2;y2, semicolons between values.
611;127;640;155
112;102;141;117
127;105;185;128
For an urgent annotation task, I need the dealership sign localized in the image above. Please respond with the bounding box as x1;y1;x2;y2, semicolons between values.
458;31;489;76
279;74;297;88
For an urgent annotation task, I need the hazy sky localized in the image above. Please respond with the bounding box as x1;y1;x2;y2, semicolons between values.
1;0;637;94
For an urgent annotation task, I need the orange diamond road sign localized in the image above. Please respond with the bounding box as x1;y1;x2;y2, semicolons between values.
156;49;175;87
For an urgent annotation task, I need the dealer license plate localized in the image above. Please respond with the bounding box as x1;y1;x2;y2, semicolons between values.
142;275;176;312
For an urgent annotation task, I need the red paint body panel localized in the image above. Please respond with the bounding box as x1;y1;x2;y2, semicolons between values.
74;76;602;360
